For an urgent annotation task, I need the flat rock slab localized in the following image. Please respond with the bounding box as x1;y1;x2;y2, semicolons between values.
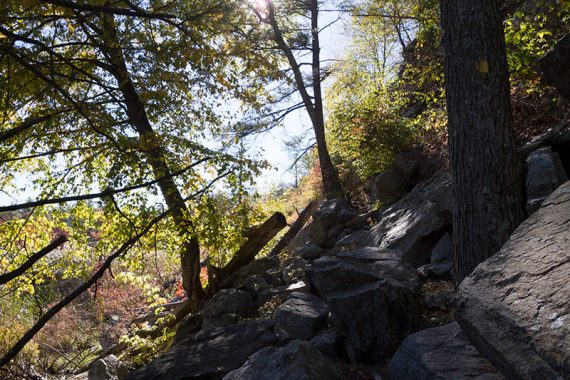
127;319;280;380
456;181;570;379
223;340;346;380
371;171;452;267
307;247;421;364
386;322;503;380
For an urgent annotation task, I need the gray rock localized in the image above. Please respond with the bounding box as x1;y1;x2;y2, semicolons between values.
431;232;453;264
371;171;452;267
308;198;358;246
422;291;455;312
223;256;280;288
540;34;570;100
274;292;329;341
89;355;128;380
282;257;307;284
456;181;570;379
256;281;309;307
525;146;568;214
386;322;504;380
418;261;453;281
334;230;374;250
239;274;271;296
203;289;253;319
344;211;375;229
222;340;346;380
127;320;281;380
294;243;323;260
307;247;421;364
309;328;338;359
373;166;410;204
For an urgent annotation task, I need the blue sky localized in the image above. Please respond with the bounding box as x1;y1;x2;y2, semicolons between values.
0;10;352;205
249;9;351;190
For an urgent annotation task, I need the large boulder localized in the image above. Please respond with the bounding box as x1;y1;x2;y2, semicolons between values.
274;292;329;341
418;232;454;280
371;171;452;267
222;340;346;380
305;198;358;247
89;355;128;380
456;181;570;379
540;34;570;100
127;319;283;380
307;247;421;364
386;323;503;380
373;166;411;205
525;146;568;214
201;289;254;330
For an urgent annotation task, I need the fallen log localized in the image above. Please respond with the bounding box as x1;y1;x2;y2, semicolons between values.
206;212;287;291
268;201;317;257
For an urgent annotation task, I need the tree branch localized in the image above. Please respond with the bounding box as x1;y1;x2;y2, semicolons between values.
0;235;68;285
0;157;210;213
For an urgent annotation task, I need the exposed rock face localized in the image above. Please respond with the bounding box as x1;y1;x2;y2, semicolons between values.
456;181;570;379
309;328;338;359
89;355;128;380
127;320;282;380
540;34;570;100
307;247;421;364
274;292;329;341
374;167;411;205
371;171;452;267
201;289;254;330
525;146;568;214
418;232;454;280
223;256;281;289
293;243;323;260
386;323;503;380
222;340;346;380
307;198;358;247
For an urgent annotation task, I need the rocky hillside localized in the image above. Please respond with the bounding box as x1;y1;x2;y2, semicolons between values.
71;122;570;380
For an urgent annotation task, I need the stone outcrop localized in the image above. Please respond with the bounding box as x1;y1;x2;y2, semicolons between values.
307;247;421;364
386;323;503;380
525;146;568;214
371;171;452;267
127;319;283;380
456;181;570;379
274;292;329;341
89;355;128;380
418;232;453;280
222;340;346;380
201;289;254;330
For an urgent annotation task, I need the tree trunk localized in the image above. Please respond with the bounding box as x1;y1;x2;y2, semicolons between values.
268;200;317;257
219;211;287;280
440;0;525;284
310;0;344;199
99;16;205;301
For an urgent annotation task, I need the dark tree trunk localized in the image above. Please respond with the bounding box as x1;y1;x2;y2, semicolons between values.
440;0;525;284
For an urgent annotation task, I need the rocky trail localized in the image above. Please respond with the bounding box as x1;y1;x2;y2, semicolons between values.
74;125;570;380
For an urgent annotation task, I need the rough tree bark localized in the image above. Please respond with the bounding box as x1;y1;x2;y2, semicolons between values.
440;0;525;284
